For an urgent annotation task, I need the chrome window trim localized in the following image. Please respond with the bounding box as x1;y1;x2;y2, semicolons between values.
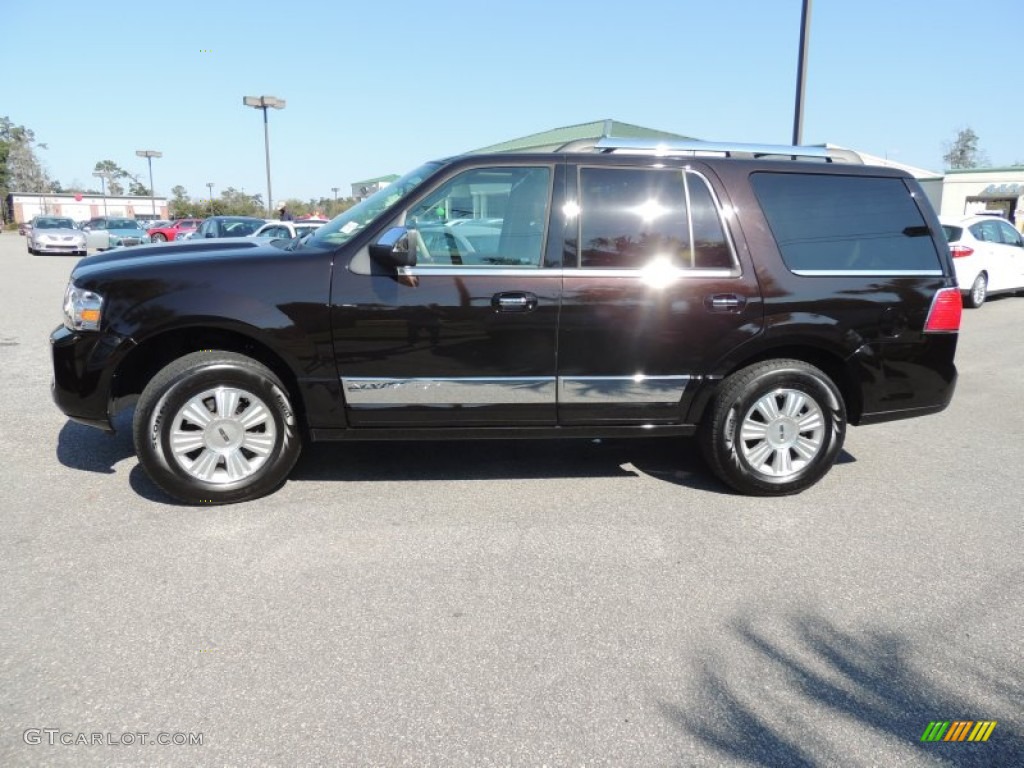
791;269;944;277
397;266;738;279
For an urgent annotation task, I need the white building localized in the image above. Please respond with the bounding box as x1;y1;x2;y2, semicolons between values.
936;167;1024;227
7;192;169;223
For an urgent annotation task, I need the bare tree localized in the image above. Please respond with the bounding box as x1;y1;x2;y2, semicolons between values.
943;127;988;169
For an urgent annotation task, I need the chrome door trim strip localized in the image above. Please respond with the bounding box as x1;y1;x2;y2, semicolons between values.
558;375;691;404
342;376;556;406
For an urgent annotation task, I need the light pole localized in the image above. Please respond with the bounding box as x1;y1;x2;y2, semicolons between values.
92;171;111;217
135;150;162;217
206;182;215;216
792;0;812;145
242;95;286;218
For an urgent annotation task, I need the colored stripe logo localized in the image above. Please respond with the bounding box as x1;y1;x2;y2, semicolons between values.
921;721;997;742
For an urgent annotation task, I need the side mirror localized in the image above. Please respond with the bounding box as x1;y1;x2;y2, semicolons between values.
369;226;416;268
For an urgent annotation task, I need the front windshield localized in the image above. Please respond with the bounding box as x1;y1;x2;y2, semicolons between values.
306;162;441;248
110;219;140;229
36;218;75;229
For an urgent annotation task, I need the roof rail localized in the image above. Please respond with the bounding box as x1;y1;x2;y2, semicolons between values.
591;137;863;164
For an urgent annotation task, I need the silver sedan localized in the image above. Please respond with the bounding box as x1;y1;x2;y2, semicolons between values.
27;216;87;256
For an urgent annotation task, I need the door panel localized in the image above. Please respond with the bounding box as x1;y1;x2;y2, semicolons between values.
557;164;762;425
330;163;563;427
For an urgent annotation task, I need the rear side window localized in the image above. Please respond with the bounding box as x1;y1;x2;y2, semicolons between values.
750;173;942;274
577;168;734;269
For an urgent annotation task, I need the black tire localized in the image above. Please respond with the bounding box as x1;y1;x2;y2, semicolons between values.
964;273;987;309
699;359;846;496
133;351;301;504
151;232;167;242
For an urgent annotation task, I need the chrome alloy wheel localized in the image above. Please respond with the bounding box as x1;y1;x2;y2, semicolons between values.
737;388;825;479
168;386;277;483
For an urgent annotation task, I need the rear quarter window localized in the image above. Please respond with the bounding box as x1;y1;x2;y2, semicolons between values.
750;172;942;274
941;225;962;243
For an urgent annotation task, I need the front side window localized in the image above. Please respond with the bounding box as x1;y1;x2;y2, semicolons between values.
751;172;942;273
404;166;551;267
577;168;733;269
309;162;441;248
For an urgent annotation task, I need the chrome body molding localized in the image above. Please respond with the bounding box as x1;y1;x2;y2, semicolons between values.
343;375;691;407
343;377;556;406
558;375;690;404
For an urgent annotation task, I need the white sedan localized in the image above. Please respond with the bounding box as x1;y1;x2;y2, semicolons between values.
940;214;1024;308
27;216;87;256
250;220;326;241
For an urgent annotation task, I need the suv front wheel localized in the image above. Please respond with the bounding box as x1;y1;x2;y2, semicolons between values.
700;359;846;496
133;351;302;504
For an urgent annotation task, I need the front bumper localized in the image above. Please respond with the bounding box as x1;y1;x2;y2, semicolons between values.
50;325;136;433
32;239;87;254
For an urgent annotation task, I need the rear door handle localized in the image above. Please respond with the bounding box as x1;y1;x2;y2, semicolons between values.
704;294;746;312
492;292;539;313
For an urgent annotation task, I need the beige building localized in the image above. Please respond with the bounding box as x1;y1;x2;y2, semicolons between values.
937;167;1024;228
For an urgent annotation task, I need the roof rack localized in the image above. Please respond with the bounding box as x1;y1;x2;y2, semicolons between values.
590;137;863;164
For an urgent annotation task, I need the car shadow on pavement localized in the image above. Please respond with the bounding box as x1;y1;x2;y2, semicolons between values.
55;412;857;498
55;410;135;475
659;612;1023;767
56;411;181;503
289;436;732;492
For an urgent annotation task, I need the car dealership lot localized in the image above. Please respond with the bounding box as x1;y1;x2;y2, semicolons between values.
1;233;1021;766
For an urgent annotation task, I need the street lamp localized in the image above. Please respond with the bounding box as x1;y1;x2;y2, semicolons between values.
792;0;812;145
242;95;286;217
135;150;162;217
206;182;215;216
92;171;111;217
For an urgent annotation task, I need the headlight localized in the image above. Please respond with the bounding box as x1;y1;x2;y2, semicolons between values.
63;284;104;331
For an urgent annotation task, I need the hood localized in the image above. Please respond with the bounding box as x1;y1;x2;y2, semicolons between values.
76;237;287;271
33;227;82;237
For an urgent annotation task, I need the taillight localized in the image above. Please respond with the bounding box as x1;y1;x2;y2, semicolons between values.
949;245;974;258
924;287;962;332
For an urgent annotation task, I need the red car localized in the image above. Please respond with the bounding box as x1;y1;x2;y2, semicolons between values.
147;218;202;242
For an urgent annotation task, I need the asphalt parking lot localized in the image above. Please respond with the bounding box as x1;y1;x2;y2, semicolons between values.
1;231;1021;767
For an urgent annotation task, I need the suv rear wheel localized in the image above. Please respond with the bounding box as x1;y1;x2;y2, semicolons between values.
133;351;301;504
700;359;846;495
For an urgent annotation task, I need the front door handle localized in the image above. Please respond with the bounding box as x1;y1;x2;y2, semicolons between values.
492;292;538;313
704;293;746;312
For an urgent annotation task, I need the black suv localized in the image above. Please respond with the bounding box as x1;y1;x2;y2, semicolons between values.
51;138;961;504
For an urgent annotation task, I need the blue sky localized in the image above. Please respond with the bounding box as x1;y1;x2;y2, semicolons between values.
5;0;1021;203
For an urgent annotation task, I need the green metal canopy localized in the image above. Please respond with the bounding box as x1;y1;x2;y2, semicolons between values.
469;119;695;154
